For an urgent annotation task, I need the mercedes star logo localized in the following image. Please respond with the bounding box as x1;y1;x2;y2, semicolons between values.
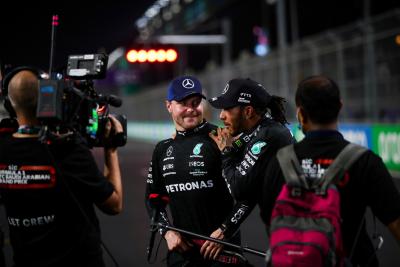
166;146;173;157
222;83;229;94
182;79;195;89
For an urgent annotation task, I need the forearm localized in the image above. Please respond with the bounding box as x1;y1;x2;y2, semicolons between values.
104;148;123;209
221;200;255;238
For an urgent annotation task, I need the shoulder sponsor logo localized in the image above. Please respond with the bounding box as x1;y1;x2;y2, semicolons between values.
250;141;267;155
193;143;203;155
163;164;174;171
166;146;173;157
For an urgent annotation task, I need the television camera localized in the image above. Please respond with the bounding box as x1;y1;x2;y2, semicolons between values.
37;53;127;147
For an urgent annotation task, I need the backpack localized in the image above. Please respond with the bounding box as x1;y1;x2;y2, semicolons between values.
267;143;367;267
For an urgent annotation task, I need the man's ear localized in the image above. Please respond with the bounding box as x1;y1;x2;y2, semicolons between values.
297;107;307;125
244;106;255;119
166;100;172;114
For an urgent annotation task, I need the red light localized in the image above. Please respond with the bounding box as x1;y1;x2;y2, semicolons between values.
147;49;157;62
126;48;178;63
126;50;138;62
166;49;178;62
156;49;166;62
137;50;147;62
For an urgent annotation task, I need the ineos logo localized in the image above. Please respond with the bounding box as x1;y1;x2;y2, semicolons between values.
182;79;195;89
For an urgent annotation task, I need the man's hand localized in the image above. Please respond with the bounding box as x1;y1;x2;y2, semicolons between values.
209;127;234;151
164;230;193;253
105;115;124;137
101;114;123;214
200;228;225;260
104;115;124;150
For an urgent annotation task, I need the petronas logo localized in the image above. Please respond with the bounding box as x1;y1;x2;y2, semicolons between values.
193;143;203;155
251;141;266;155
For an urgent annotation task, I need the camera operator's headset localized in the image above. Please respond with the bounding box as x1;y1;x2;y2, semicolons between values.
1;66;42;118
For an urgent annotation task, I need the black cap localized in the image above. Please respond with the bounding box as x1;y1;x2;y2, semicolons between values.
208;78;272;109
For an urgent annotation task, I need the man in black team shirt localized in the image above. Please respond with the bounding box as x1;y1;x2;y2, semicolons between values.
145;75;250;267
208;78;294;225
262;75;400;266
0;68;123;267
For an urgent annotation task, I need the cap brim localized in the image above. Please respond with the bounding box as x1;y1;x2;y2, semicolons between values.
208;96;237;109
174;92;206;102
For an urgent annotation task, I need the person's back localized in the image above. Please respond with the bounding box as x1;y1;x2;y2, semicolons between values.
0;68;123;267
262;75;400;266
0;133;107;267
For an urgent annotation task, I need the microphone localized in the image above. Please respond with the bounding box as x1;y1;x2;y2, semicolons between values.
147;194;169;262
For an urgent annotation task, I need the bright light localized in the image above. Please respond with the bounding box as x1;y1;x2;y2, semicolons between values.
156;49;166;62
396;34;400;46
255;44;269;56
126;48;178;63
166;49;178;62
126;50;138;62
147;49;157;62
137;50;147;62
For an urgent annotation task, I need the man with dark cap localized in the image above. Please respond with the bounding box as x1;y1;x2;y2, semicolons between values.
145;75;251;267
208;78;294;223
262;75;400;266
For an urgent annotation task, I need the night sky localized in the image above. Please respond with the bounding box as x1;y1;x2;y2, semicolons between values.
1;0;399;73
1;2;149;71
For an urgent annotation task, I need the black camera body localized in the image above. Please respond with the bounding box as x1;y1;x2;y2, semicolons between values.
37;53;127;147
67;54;107;79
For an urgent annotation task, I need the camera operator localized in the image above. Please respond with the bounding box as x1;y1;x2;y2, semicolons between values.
0;68;123;267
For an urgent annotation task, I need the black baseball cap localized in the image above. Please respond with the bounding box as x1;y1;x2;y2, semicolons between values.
167;75;206;101
209;78;272;109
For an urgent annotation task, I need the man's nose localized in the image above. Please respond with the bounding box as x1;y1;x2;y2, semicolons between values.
219;110;225;120
186;105;195;112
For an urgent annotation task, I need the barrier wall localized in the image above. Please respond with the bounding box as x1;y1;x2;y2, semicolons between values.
128;122;400;174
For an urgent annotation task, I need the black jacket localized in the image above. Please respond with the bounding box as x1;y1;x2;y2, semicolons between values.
262;130;400;267
145;121;247;239
221;116;294;208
